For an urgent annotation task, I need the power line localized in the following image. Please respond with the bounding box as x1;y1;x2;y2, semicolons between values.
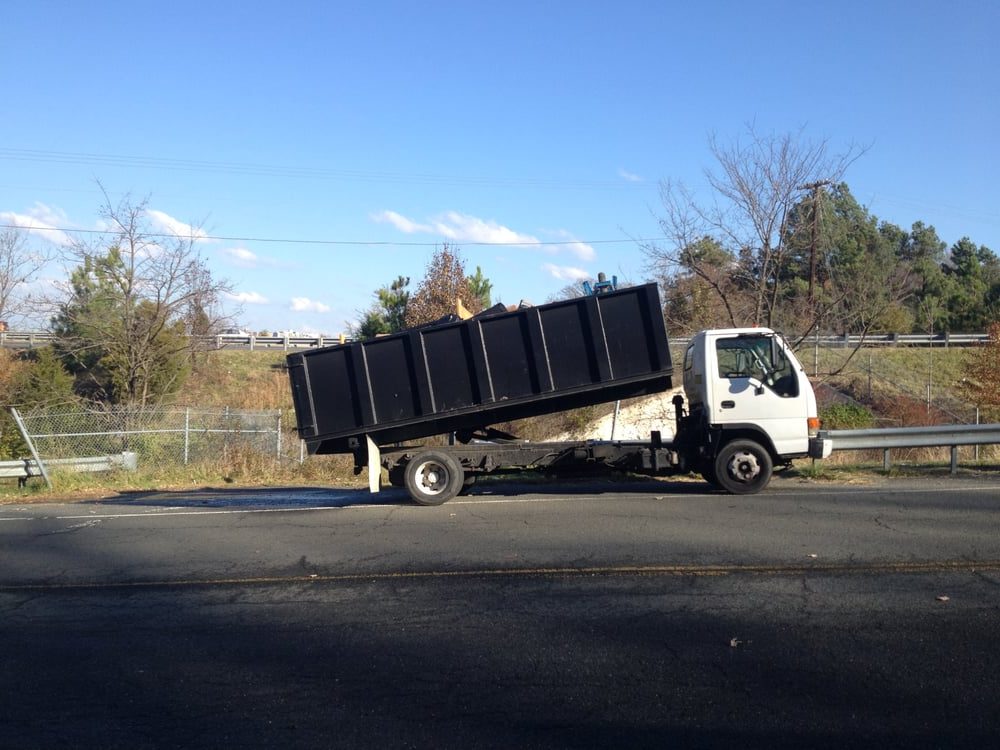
0;223;666;248
0;148;650;191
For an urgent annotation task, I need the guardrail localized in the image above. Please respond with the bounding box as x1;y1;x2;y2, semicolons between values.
0;452;138;487
0;330;991;352
821;424;1000;473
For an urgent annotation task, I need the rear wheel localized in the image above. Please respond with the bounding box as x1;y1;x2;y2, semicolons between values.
458;473;478;495
386;466;406;488
404;450;464;505
713;439;773;495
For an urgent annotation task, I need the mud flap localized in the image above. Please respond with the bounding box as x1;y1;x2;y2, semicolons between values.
367;434;380;493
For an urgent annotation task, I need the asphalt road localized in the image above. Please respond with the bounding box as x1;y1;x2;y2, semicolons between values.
2;475;999;748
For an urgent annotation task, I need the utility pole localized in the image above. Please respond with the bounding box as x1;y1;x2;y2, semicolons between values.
800;180;831;377
799;180;832;304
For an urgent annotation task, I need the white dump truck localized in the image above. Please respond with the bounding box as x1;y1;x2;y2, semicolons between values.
288;282;827;504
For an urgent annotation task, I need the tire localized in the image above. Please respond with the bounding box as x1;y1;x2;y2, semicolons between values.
713;439;773;495
699;462;719;488
387;467;406;488
403;450;464;506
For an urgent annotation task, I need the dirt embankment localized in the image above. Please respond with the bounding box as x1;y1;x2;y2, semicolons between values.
546;388;683;441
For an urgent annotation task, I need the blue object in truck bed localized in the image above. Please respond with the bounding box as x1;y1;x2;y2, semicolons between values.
287;282;672;454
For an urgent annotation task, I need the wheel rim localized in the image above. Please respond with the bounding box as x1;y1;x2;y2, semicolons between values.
726;450;760;483
414;460;449;496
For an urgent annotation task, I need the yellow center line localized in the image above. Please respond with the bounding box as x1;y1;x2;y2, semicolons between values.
2;559;999;592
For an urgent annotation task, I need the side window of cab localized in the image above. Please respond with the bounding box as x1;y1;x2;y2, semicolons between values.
715;336;798;397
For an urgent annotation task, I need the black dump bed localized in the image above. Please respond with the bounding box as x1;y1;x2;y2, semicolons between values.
287;282;672;454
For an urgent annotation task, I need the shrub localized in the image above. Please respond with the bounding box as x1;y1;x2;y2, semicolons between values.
820;403;875;430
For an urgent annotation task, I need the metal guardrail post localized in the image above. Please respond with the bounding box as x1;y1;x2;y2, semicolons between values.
976;408;981;461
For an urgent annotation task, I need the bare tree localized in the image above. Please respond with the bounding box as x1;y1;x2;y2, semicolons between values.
0;226;53;326
51;189;233;406
644;126;866;334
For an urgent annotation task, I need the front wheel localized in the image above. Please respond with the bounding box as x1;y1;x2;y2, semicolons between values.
713;439;773;495
404;450;464;506
699;464;719;488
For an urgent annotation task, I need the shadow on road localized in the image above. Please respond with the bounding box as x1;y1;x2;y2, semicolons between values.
87;475;720;510
90;485;404;510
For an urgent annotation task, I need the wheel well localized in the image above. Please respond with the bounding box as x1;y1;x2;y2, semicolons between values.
713;427;778;462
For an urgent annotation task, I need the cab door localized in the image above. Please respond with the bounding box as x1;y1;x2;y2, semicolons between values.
710;334;809;455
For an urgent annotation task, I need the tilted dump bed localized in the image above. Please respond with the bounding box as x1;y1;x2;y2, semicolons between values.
287;282;672;454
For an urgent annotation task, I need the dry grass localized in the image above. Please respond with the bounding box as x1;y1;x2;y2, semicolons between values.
0;453;363;504
184;350;293;411
1;344;993;504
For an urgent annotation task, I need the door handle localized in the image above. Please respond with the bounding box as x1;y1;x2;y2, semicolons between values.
721;400;736;409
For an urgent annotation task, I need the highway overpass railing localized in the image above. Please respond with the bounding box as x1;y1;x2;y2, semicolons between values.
0;330;992;351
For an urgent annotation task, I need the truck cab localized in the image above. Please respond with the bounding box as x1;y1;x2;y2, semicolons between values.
681;328;820;492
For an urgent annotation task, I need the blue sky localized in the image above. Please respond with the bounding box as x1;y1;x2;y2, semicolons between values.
1;0;997;334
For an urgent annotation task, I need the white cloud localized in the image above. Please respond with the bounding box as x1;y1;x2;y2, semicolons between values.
0;209;74;246
542;263;591;282
618;168;643;183
145;209;211;242
221;246;295;270
290;297;331;313
28;202;70;227
372;210;434;234
374;209;596;260
543;229;596;261
374;209;539;245
430;211;539;246
225;290;269;304
223;247;259;267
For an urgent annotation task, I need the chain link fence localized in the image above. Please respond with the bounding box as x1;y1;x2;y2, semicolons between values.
13;406;304;468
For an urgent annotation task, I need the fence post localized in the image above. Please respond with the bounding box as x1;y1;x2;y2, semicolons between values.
184;408;190;465
276;410;282;459
10;407;51;490
975;407;980;461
